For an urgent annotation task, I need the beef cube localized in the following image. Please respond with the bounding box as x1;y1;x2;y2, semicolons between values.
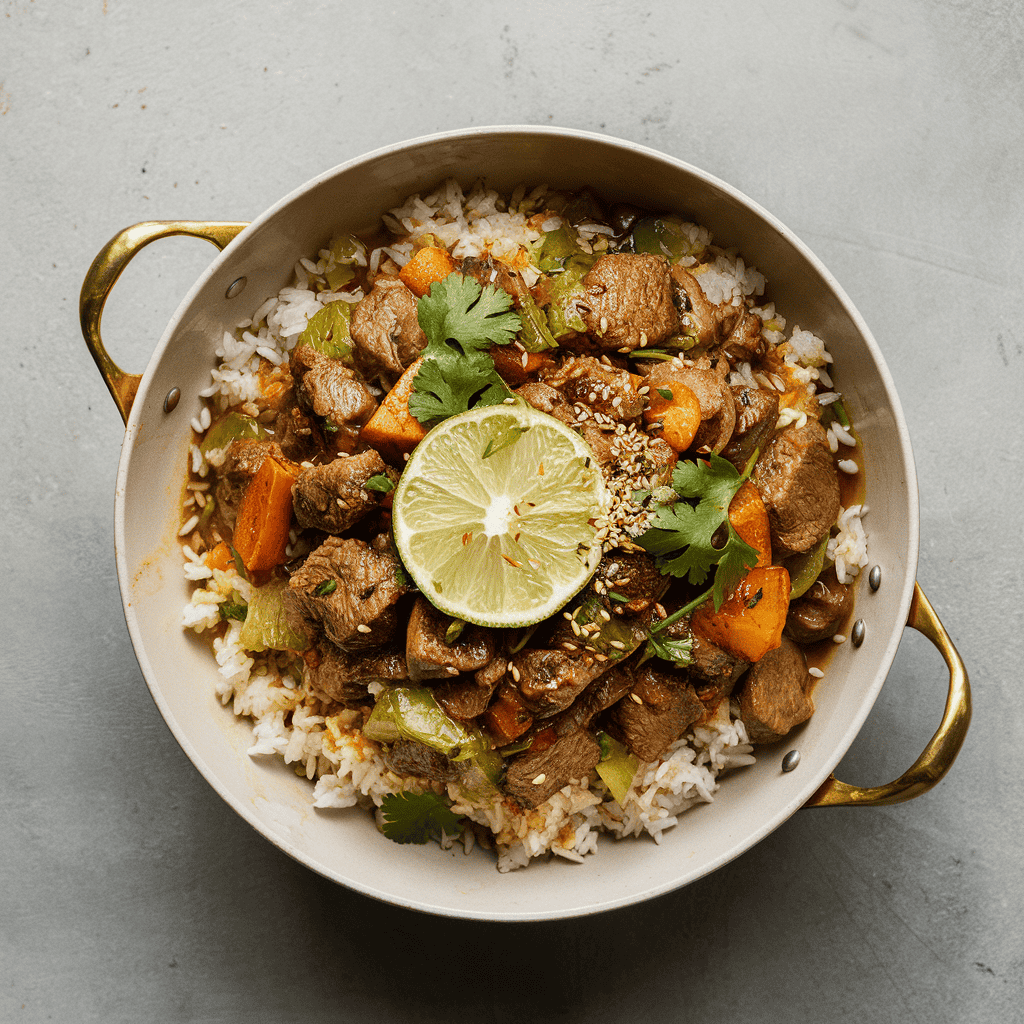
459;256;529;305
502;730;602;809
382;739;455;783
305;642;407;706
607;663;704;762
785;565;854;644
405;596;496;682
721;384;779;471
592;551;669;616
541;355;645;420
719;308;765;363
291;450;396;535
291;345;378;428
283;536;408;651
511;649;609;717
670;265;722;346
580;254;679;352
553;665;634;737
349;277;427;381
432;674;501;722
738;636;814;743
753;420;840;558
514;381;577;426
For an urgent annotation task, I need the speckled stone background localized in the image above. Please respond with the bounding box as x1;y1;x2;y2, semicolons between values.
2;2;1021;1021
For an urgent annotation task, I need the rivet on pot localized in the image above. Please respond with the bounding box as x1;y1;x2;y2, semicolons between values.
869;565;881;591
851;619;866;648
163;387;181;413
782;750;800;772
226;276;247;299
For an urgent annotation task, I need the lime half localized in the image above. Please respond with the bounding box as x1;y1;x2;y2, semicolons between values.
392;403;608;628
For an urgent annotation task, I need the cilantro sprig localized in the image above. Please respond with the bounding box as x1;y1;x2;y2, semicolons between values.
407;273;522;425
637;452;759;612
379;790;465;845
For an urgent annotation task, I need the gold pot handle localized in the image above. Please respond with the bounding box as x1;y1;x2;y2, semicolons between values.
80;220;248;424
805;582;971;807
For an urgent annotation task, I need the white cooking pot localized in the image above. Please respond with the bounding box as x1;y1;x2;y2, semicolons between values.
81;127;970;920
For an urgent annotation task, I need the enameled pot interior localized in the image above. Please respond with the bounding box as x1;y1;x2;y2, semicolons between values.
114;127;918;920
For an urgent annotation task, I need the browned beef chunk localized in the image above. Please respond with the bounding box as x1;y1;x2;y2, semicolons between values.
606;663;704;762
405;596;496;682
291;345;378;428
272;404;323;463
670;265;722;346
738;636;814;744
511;649;610;718
475;654;510;688
503;730;602;809
580;254;679;352
718;308;765;364
785;565;853;644
459;256;529;305
349;277;427;381
541;355;645;420
659;615;749;711
514;381;577;425
721;384;778;471
382;739;454;783
432;674;501;721
283;536;408;651
291;450;395;535
553;665;634;737
305;642;407;706
214;438;285;529
644;359;736;454
753;420;840;558
592;551;669;615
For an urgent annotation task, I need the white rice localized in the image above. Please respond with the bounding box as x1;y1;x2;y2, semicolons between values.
179;179;869;869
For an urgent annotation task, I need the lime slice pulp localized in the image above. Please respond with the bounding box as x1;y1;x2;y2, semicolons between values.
391;403;608;628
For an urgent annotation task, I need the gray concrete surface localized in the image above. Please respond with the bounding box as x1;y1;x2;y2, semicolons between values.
2;1;1021;1021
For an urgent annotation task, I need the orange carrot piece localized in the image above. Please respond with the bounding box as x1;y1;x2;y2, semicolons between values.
232;456;301;572
643;380;703;452
691;565;791;663
399;246;457;298
483;683;533;746
358;358;429;462
729;480;772;567
206;541;234;573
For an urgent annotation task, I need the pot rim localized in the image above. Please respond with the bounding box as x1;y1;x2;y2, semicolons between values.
112;126;922;919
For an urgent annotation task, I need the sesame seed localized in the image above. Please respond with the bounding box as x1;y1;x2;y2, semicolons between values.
833;634;847;644
511;664;521;682
808;667;825;678
532;774;547;785
357;624;372;634
630;693;643;704
609;640;626;650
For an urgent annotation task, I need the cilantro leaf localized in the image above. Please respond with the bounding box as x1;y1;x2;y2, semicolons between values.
637;453;759;610
363;473;395;493
408;274;522;425
643;631;694;667
379;790;465;845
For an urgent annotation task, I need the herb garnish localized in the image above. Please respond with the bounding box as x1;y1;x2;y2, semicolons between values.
314;579;337;597
637;452;759;612
364;473;395;493
379;790;465;845
407;274;522;425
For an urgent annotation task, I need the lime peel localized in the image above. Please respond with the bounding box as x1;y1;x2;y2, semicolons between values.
392;404;609;628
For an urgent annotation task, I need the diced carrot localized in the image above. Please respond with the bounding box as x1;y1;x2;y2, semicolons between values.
358;358;429;462
691;565;791;663
642;379;703;452
489;345;556;386
206;541;234;572
729;480;772;567
232;455;301;572
482;683;533;746
398;245;456;298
